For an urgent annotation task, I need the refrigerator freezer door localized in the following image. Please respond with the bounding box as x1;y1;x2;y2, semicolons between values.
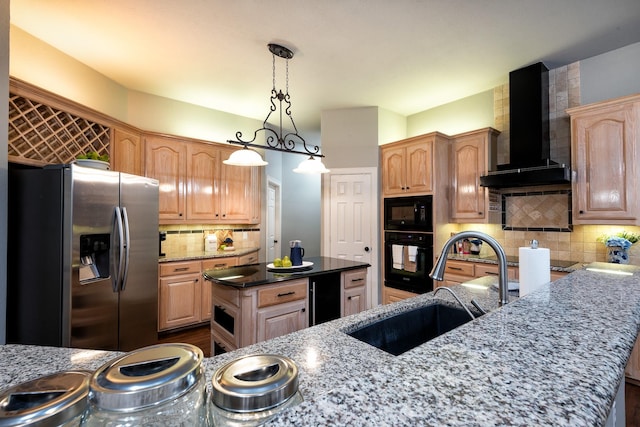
118;172;159;351
70;165;121;350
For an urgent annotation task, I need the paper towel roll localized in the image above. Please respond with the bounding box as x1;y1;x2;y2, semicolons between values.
518;247;551;297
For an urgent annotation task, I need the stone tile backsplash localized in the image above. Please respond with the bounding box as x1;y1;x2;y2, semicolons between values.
160;224;260;255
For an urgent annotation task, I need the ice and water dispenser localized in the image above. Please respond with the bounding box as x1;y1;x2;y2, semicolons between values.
79;234;110;282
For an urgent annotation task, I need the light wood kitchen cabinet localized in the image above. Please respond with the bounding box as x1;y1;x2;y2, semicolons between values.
342;269;367;317
450;128;499;223
382;286;418;305
381;135;435;196
568;94;640;225
217;146;260;224
145;134;187;222
625;337;640;382
442;259;518;287
256;279;308;343
111;126;144;175
158;260;202;330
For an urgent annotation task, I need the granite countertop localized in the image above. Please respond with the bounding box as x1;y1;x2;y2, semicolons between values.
1;262;639;425
447;253;583;272
203;256;371;287
159;247;259;263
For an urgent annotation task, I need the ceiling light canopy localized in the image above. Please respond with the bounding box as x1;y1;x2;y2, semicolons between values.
225;43;328;173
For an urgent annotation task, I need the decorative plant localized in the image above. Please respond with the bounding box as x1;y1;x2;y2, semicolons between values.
597;231;640;248
77;151;110;162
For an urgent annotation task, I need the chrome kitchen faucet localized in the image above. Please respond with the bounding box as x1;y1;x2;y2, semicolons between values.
430;231;509;306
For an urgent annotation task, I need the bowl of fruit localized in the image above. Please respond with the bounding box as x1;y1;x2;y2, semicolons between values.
75;151;110;170
267;256;313;271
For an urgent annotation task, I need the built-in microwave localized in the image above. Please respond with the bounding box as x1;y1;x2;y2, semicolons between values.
384;195;433;232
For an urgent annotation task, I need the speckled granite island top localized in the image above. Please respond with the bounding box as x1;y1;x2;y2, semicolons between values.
203;256;370;287
2;262;639;426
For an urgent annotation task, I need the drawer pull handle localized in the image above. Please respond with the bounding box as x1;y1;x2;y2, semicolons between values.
174;267;189;272
351;278;364;283
277;291;295;297
448;267;463;271
483;271;498;276
214;263;226;268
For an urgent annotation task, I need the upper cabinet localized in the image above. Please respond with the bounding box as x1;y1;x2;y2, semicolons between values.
450;128;499;223
111;126;144;176
568;94;640;225
145;134;188;222
145;134;260;224
381;134;436;196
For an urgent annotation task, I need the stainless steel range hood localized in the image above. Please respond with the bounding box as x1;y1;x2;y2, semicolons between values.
480;62;571;188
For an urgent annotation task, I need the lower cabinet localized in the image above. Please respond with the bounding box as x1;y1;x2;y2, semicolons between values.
211;278;309;355
382;286;418;305
211;268;369;355
626;338;640;382
158;251;252;332
342;269;367;317
158;260;203;331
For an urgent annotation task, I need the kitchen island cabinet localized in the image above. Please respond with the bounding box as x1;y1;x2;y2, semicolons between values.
2;262;636;426
568;93;640;225
204;257;370;355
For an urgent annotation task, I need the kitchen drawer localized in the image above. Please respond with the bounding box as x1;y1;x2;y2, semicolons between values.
257;279;307;308
343;269;367;289
202;257;238;271
475;264;518;281
238;251;259;265
444;260;475;277
159;260;201;277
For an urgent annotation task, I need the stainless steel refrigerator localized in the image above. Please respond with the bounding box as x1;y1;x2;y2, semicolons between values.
7;163;159;352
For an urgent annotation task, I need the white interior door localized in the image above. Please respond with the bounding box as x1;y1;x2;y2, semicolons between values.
323;168;378;308
266;177;281;263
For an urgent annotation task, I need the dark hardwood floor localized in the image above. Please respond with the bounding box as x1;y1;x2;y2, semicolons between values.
157;323;211;357
157;325;640;425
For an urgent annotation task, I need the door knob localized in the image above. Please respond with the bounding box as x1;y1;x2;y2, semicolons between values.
364;246;370;252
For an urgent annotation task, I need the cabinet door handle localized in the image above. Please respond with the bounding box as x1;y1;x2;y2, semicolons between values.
277;291;295;297
482;271;498;276
174;267;189;272
579;210;584;214
301;308;306;313
348;296;352;300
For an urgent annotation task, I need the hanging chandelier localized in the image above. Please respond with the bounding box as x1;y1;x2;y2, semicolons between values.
224;43;329;174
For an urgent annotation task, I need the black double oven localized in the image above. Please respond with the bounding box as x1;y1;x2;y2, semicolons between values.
384;195;434;294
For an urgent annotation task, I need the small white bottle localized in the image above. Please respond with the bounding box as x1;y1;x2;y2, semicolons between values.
205;234;217;252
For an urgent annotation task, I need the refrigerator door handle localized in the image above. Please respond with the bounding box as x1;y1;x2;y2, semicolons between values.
120;207;131;291
114;206;125;293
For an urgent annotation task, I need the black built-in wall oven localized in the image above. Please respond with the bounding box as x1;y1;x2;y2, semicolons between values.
383;196;434;294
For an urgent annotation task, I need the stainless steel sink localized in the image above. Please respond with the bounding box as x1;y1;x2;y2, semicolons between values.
346;303;477;355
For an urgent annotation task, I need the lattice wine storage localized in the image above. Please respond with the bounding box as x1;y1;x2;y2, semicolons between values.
9;93;110;165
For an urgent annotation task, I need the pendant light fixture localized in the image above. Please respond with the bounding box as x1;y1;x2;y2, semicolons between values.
224;43;329;174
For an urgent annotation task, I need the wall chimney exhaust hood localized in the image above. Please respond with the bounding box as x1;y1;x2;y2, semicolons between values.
480;62;570;189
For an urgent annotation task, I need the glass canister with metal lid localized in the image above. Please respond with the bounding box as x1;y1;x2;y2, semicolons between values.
209;354;303;426
0;370;91;427
83;343;208;426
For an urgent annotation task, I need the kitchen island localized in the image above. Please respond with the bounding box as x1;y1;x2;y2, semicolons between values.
1;262;638;425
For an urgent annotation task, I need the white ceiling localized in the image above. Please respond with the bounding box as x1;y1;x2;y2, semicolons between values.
10;0;640;133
